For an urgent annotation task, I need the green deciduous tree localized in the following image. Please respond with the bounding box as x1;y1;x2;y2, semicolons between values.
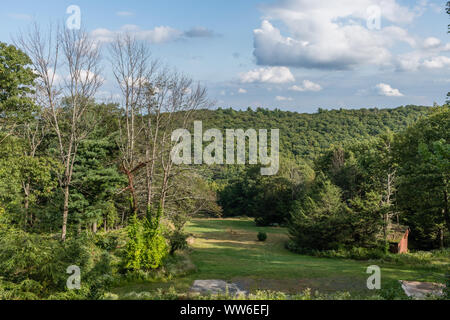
125;206;168;271
0;42;37;144
395;107;450;249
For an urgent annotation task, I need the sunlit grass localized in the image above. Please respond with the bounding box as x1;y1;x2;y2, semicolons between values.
113;218;448;297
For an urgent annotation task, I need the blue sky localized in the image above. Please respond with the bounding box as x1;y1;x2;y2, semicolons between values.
0;0;449;113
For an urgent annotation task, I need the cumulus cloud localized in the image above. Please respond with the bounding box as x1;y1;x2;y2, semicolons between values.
394;40;450;72
275;96;293;101
252;0;427;70
238;88;247;94
423;37;442;49
289;80;322;92
422;56;450;69
375;83;403;97
78;69;103;83
239;66;295;84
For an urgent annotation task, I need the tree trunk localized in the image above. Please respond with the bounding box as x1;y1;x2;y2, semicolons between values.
383;213;388;241
61;184;70;242
126;170;138;216
146;149;153;209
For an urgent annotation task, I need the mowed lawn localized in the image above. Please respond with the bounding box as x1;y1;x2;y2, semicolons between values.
113;218;448;297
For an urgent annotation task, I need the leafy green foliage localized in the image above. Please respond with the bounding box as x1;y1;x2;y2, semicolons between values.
199;106;430;160
288;175;353;251
0;136;59;228
0;42;37;124
0;226;105;299
125;207;168;271
394;107;450;249
168;230;189;255
70;138;126;233
257;232;267;242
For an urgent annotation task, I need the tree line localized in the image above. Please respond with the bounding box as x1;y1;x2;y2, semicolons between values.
218;107;449;251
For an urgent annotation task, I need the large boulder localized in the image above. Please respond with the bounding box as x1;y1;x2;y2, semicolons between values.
190;280;248;297
399;280;445;299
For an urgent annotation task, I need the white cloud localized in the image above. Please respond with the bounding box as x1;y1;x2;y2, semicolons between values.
395;41;450;72
423;37;441;49
275;96;293;101
289;80;322;92
252;0;421;70
44;68;62;85
375;83;403;97
238;88;247;94
79;70;103;83
239;66;295;84
92;25;183;44
422;56;450;69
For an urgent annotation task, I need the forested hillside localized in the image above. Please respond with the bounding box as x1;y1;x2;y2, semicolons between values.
199;106;430;159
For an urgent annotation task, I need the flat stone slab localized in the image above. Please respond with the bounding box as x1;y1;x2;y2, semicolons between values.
400;281;445;299
190;280;248;296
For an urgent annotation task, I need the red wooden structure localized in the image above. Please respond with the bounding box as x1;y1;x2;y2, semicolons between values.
398;228;409;254
387;225;410;254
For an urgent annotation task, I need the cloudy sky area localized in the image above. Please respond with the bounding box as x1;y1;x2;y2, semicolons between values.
1;0;449;113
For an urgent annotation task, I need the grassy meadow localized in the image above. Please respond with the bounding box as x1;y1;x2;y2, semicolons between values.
112;218;449;299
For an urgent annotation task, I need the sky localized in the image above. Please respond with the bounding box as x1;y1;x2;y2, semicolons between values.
0;0;449;113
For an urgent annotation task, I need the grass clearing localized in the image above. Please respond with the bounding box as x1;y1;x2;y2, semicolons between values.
112;218;448;298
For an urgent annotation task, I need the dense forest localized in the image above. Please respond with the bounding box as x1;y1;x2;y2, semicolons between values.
199;106;430;160
214;106;449;250
0;24;449;300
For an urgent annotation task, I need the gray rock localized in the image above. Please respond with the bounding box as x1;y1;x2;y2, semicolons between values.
190;280;248;296
399;280;445;299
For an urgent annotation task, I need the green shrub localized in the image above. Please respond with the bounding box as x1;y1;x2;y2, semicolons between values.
95;233;119;251
257;232;267;242
168;230;189;255
0;226;112;299
125;207;168;271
